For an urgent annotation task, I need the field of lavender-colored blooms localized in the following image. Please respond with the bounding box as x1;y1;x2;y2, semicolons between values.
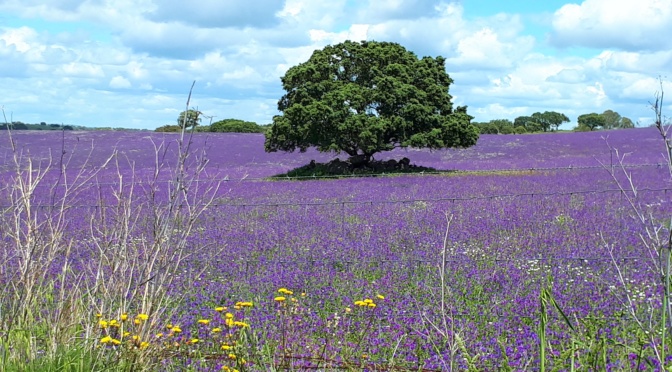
2;127;672;370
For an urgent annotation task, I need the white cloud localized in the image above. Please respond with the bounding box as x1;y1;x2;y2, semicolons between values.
0;0;670;130
0;26;35;52
109;75;131;89
550;0;672;51
308;24;369;44
356;0;446;22
448;27;535;70
146;0;284;28
58;62;105;78
546;68;586;84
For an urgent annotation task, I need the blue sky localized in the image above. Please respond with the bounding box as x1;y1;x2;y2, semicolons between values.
1;0;671;130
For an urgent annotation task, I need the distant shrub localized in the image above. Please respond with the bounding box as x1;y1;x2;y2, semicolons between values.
573;124;592;132
514;126;527;134
0;123;29;130
499;125;514;134
473;123;498;134
155;125;182;132
210;119;263;133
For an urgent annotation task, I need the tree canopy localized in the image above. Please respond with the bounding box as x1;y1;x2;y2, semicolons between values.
264;40;479;164
513;112;569;132
600;110;635;129
177;109;201;129
577;113;605;131
531;111;570;132
210;119;264;133
473;119;515;134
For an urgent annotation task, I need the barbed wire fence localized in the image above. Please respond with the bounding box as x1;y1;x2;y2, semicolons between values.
0;168;668;326
0;161;668;184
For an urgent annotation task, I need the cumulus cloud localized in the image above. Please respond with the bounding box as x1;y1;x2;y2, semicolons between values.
550;0;672;51
109;75;131;89
447;27;535;70
0;0;670;129
356;0;446;22
146;0;285;28
546;68;586;84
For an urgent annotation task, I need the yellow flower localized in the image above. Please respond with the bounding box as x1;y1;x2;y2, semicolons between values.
345;307;352;313
121;313;128;321
123;331;131;337
354;300;366;307
155;333;164;338
228;353;237;360
136;313;149;321
96;313;102;318
212;327;222;333
132;335;140;341
221;344;233;351
108;319;119;327
98;320;108;329
100;336;112;344
274;296;286;302
139;341;149;349
198;319;210;325
225;318;234;327
278;288;293;295
189;338;199;344
368;303;376;308
166;324;173;329
376;294;385;300
235;301;253;307
363;299;373;304
134;319;141;325
233;321;249;328
215;306;226;312
225;313;234;319
171;326;182;333
111;338;122;345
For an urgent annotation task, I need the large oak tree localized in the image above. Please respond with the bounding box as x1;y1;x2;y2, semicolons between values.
264;40;479;164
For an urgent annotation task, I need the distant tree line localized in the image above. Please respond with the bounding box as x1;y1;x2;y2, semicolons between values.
473;109;635;134
156;110;269;133
0;121;76;131
164;108;635;136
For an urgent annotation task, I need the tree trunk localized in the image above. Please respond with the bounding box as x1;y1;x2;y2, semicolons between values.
348;154;369;167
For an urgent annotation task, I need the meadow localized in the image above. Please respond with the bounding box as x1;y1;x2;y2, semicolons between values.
1;127;671;371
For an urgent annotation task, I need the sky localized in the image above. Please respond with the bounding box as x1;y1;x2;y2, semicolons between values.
0;0;671;130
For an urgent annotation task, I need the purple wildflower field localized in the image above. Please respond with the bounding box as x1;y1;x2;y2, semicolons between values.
1;127;671;370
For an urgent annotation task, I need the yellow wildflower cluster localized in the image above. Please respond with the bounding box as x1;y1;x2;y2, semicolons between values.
100;335;121;345
234;301;253;309
94;297;266;369
354;298;377;308
278;287;293;295
223;312;249;328
96;312;151;350
275;287;302;305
